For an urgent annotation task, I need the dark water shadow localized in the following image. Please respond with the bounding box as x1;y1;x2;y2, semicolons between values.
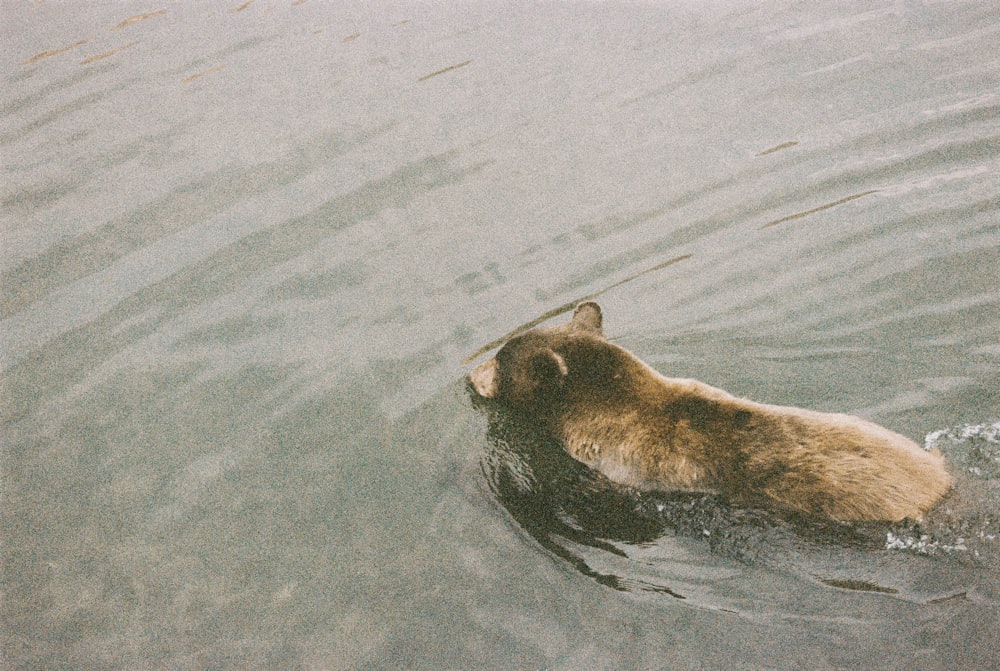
1;63;116;118
1;149;491;426
0;122;395;318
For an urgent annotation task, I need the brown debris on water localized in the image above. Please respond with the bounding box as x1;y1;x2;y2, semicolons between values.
756;141;799;156
462;253;692;364
760;190;878;229
111;9;167;31
81;42;139;65
418;60;472;82
182;64;227;84
23;39;90;65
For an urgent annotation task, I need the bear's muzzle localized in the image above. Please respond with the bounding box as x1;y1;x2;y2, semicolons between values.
468;358;498;398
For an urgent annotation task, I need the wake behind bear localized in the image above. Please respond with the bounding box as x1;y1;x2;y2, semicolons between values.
468;302;951;522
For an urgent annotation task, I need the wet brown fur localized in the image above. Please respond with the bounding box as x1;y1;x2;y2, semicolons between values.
469;302;951;522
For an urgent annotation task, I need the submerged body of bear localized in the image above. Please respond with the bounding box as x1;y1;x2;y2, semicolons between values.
468;302;951;522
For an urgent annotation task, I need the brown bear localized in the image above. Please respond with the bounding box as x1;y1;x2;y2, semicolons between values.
468;302;951;522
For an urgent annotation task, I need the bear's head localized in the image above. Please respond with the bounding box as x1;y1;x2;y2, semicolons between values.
468;302;606;414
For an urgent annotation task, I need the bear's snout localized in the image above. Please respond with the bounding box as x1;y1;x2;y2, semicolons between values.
469;358;499;398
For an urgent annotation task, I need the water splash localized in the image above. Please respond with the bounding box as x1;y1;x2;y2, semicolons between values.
884;422;1000;564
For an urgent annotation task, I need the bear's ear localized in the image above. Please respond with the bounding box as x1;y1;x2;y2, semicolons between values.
570;301;603;335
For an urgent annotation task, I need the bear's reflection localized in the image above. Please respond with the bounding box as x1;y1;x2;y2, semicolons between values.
478;399;663;590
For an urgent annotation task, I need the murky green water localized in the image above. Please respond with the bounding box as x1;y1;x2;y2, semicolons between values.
3;2;999;669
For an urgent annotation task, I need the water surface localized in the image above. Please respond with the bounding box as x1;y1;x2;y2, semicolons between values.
3;2;999;669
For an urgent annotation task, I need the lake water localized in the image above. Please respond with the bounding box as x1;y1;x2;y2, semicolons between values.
3;1;999;669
